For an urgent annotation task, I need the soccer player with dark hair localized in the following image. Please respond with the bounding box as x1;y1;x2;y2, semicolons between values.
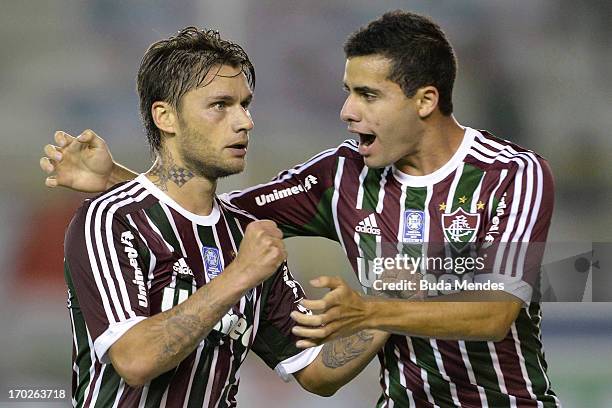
53;27;388;407
42;11;560;408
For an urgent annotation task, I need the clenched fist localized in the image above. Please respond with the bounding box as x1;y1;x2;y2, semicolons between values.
229;220;287;289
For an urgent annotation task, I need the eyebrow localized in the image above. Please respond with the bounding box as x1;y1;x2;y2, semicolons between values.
343;83;381;95
208;93;253;105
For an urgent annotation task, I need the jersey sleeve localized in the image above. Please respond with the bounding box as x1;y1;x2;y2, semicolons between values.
251;262;322;381
64;200;151;363
477;156;555;303
221;141;356;240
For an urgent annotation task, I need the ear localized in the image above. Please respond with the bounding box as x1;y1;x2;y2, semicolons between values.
415;86;439;118
151;101;178;135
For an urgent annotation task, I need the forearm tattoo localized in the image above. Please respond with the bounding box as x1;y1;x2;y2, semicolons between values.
322;330;375;369
147;285;231;370
148;154;194;191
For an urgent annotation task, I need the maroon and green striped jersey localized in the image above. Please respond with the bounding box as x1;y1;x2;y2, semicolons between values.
64;174;319;407
225;127;560;407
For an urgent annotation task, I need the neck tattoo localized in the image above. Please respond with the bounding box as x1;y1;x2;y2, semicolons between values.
148;155;195;191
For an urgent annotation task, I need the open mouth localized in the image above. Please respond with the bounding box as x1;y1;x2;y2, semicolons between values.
359;133;376;147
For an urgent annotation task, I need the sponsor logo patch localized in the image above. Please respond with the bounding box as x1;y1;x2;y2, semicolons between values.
202;246;223;279
403;209;425;243
254;175;318;206
121;231;148;308
483;193;507;248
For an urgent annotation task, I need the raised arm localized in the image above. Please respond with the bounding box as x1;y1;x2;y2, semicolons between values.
40;130;137;192
68;214;287;387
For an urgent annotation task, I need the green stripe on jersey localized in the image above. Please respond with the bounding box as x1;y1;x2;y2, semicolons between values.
280;186;338;241
185;344;216;408
381;343;412;407
450;164;485;211
144;203;182;253
464;341;511;406
409;337;456;406
361;168;385;211
93;365;121;408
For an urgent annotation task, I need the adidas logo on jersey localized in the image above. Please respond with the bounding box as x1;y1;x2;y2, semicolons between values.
355;213;381;235
173;258;194;277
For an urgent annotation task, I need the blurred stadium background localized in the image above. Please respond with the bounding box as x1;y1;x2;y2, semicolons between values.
0;0;610;406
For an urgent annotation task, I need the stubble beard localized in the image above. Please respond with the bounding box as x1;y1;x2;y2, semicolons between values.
179;130;245;180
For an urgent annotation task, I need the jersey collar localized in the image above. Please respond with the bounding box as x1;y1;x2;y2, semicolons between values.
136;174;221;226
391;126;477;187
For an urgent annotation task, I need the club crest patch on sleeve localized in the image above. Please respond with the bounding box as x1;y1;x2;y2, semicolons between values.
202;246;223;279
403;209;425;243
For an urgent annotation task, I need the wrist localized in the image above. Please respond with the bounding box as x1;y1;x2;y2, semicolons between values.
362;298;380;330
107;162;121;189
222;261;254;295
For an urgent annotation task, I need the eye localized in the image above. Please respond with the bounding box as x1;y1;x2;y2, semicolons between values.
362;93;377;101
212;101;226;111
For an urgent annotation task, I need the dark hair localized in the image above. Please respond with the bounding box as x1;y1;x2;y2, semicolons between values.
137;27;255;153
344;11;456;115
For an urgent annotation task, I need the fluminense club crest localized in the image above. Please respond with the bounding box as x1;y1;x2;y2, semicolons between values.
442;208;480;251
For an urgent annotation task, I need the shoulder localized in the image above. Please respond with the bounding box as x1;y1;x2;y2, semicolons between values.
280;139;363;177
67;179;155;241
217;196;259;225
467;130;553;179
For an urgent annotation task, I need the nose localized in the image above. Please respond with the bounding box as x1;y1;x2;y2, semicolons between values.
234;106;254;133
340;94;360;123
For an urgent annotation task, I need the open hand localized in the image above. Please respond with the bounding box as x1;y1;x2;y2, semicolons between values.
40;129;114;192
290;276;373;348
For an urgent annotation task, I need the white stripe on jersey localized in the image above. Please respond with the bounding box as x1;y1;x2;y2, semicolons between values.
376;167;390;214
89;362;107;407
183;341;206;408
408;337;439;407
68;306;80;407
332;157;347;252
356;165;368;210
396;184;408;253
82;325;98;406
93;185;146;321
510;323;542;407
84;180;140;325
487;342;514;407
395;344;415;407
104;190;151;320
458;340;488;408
111;379;125;408
202;347;220;407
429;339;462;407
138;384;150;408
